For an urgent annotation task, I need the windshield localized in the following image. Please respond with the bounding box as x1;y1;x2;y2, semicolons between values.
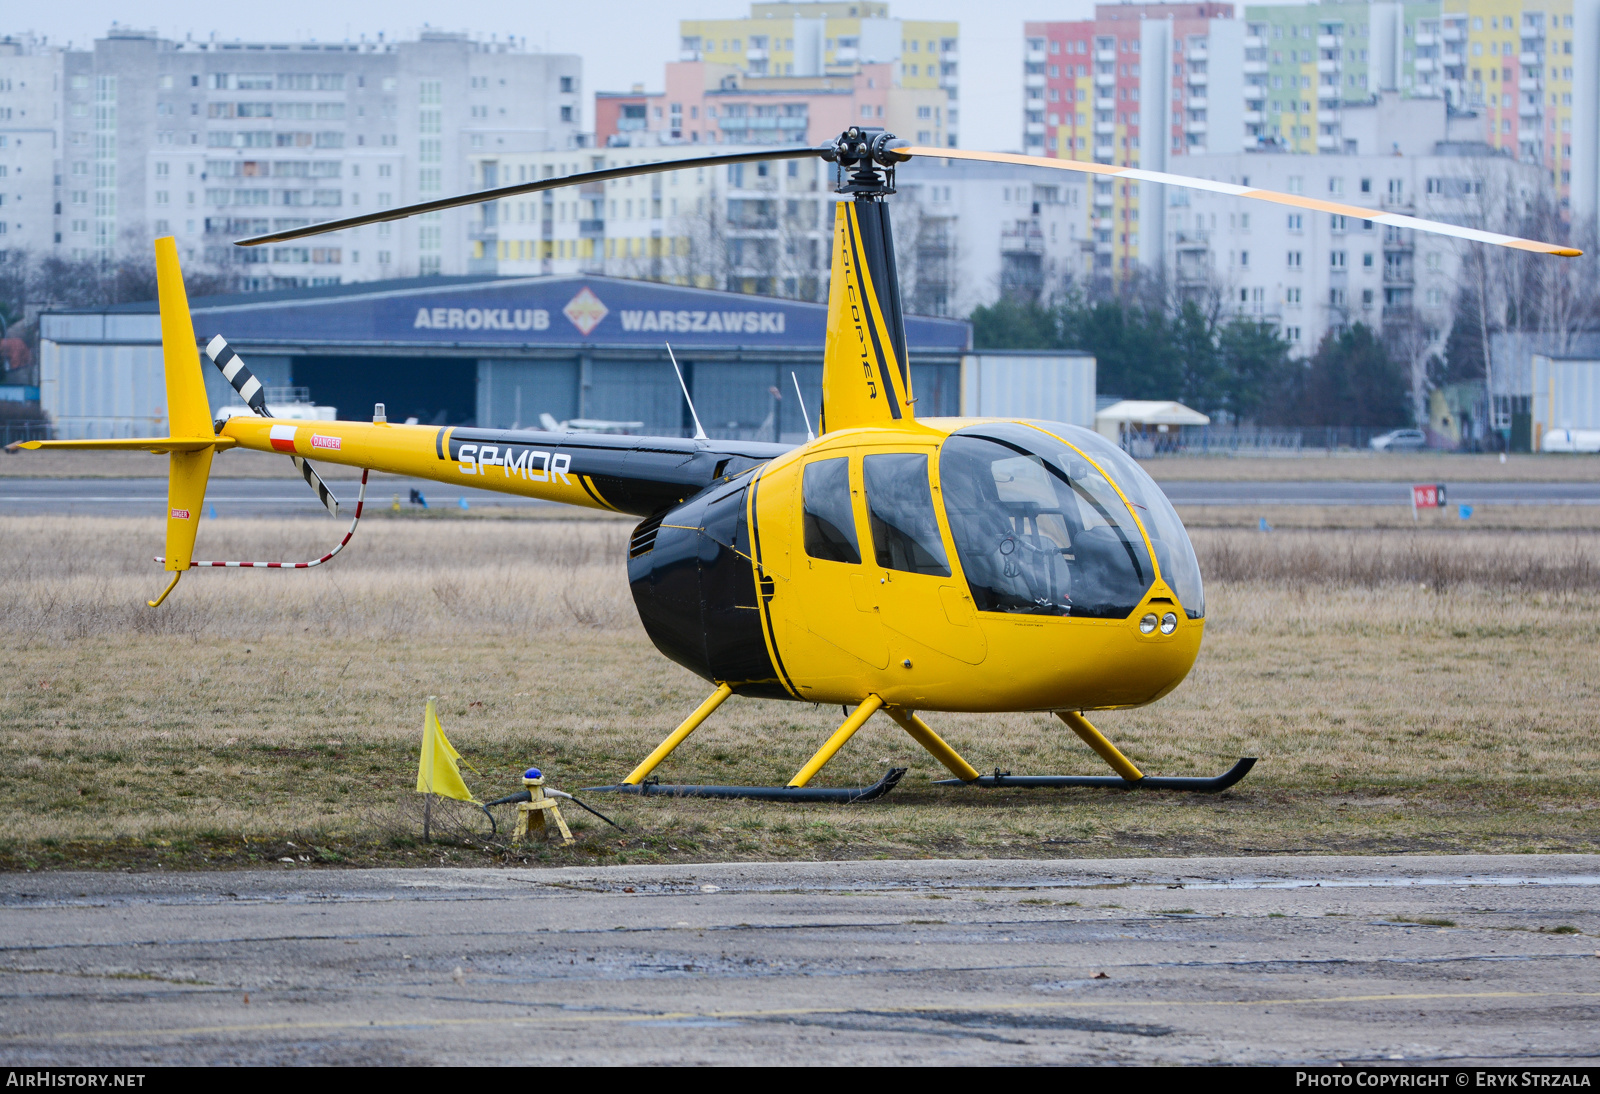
939;423;1154;619
1037;424;1205;619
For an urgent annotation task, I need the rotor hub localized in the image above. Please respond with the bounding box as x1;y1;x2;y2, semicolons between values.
823;128;909;198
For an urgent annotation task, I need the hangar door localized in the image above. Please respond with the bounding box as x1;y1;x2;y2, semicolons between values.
477;360;579;430
295;355;476;427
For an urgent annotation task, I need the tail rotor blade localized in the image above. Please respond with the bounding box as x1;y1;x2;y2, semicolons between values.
205;335;269;416
207;334;340;517
292;455;340;519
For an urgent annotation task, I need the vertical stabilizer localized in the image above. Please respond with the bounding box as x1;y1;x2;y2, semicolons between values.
154;237;214;576
819;200;914;433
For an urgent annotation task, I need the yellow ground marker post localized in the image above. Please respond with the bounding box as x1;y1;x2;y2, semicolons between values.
789;695;884;788
1056;711;1144;782
623;682;733;786
513;772;574;846
883;707;980;782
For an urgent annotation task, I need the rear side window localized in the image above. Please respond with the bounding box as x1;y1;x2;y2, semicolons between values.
802;457;860;564
862;452;951;577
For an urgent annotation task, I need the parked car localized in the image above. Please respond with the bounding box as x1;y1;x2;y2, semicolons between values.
1370;429;1426;452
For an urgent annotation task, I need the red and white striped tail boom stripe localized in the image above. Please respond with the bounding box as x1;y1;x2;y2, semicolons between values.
156;469;368;570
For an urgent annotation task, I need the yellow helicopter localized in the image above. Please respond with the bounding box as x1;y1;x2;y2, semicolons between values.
13;130;1577;803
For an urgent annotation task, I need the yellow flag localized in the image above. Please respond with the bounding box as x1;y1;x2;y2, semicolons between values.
416;697;477;802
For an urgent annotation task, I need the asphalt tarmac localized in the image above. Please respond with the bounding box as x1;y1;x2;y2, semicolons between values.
1;855;1596;1065
3;477;1599;517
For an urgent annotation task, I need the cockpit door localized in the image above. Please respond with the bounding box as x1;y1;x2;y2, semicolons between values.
858;449;987;666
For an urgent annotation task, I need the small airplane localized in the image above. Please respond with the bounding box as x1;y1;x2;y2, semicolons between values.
537;412;647;435
12;129;1577;802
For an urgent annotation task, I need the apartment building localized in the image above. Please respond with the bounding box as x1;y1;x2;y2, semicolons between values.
596;61;946;150
47;27;581;286
1440;0;1575;209
1242;2;1442;155
1155;143;1543;361
1024;4;1236;284
0;35;64;262
678;1;958;146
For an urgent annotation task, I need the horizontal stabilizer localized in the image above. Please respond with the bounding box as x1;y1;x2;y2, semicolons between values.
9;437;236;453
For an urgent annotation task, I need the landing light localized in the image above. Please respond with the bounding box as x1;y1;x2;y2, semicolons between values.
1139;613;1158;635
1160;612;1178;635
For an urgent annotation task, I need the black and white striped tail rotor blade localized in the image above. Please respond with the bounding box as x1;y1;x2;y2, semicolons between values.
205;333;340;518
291;455;340;519
205;335;268;417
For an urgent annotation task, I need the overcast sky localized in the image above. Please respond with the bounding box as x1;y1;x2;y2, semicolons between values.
20;0;1122;151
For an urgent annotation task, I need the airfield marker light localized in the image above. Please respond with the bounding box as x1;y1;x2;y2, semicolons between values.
1160;612;1178;635
1139;613;1158;635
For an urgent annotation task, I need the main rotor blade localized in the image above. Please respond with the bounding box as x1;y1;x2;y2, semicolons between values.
234;145;828;247
898;146;1581;257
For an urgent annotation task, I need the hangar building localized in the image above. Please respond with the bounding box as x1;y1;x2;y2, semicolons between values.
39;276;973;442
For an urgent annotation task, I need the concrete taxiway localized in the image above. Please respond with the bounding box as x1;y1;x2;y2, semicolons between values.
1;855;1596;1065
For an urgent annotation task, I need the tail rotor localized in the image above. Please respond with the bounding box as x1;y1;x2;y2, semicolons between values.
204;334;340;519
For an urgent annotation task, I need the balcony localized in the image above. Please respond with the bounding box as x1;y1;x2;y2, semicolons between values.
1442;25;1464;42
1096;49;1116;62
1244;35;1264;49
1026;73;1046;88
1520;51;1542;66
1188;46;1208;62
1186;119;1208;134
679;49;701;62
746;48;767;61
1189;95;1208;110
1094;216;1114;231
1188;71;1208;86
1094;191;1114;207
1520;75;1542;91
1095;240;1114;255
1095;97;1116;110
941;74;959;89
1318;134;1340;149
1414;57;1437;73
942;49;959;62
1026;121;1046;135
1095;121;1115;134
1317;34;1341;48
1243;110;1262;124
1442;49;1463;66
1523;24;1546;40
1175;229;1210;248
1414;32;1437;46
1001;226;1045;254
834;47;858;62
1318;59;1342;73
1243;60;1267;75
1026;49;1047;64
578;218;604;236
1519;102;1543;118
1095;72;1116;87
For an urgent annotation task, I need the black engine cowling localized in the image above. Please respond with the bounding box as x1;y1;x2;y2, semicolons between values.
626;474;789;699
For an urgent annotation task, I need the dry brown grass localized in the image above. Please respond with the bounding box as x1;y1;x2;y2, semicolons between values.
1;512;1597;869
1179;505;1600;531
1147;452;1600;481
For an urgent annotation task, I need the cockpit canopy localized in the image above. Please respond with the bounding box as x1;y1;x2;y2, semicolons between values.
938;422;1204;621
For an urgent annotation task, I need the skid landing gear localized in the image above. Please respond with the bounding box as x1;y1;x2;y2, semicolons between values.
933;711;1257;794
587;687;979;804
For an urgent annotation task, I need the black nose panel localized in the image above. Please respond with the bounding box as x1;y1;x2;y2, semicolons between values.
628;476;788;699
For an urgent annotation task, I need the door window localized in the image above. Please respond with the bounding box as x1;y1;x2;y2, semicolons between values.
862;452;951;577
801;456;861;564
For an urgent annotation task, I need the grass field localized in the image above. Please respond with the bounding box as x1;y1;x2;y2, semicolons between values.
2;511;1597;870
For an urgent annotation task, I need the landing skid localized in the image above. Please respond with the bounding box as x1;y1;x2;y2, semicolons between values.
587;767;906;804
935;757;1257;794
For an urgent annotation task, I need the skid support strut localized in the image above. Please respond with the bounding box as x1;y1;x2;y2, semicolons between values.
789;695;884;788
622;682;732;786
883;707;980;782
1057;711;1143;781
